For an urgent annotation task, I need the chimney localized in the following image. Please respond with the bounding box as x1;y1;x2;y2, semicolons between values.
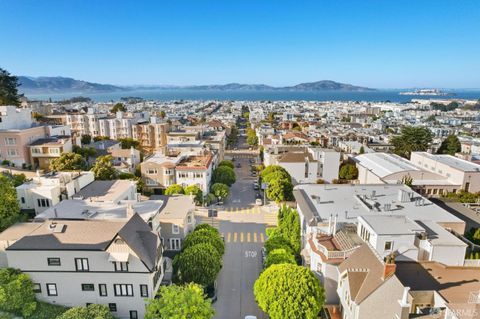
126;204;135;219
382;254;397;280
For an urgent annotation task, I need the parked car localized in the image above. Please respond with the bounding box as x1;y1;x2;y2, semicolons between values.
245;316;257;319
253;184;259;190
249;158;255;163
236;163;241;168
261;247;267;265
255;198;263;206
251;171;257;177
205;281;218;303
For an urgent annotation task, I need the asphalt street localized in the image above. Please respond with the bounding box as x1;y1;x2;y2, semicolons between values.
197;149;276;319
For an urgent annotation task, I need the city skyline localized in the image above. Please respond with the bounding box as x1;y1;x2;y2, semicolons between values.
1;0;479;88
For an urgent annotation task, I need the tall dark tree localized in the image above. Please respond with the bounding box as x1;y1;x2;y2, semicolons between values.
437;134;461;156
0;68;22;106
391;126;433;159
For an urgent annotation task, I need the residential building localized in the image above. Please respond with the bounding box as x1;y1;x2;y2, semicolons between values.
0;106;32;130
110;147;141;173
132;119;169;153
16;171;94;214
29;136;73;170
1;214;163;319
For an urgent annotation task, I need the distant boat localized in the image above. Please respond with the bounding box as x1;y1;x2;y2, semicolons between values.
399;89;455;96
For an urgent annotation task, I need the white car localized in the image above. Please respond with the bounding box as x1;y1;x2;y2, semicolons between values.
255;198;263;206
245;316;257;319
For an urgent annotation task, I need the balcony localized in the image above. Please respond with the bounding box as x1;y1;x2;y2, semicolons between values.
307;227;362;262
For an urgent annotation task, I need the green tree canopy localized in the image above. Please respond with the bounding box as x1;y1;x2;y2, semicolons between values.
49;152;87;171
110;102;126;113
0;175;21;232
218;160;234;169
165;184;185;195
182;229;225;256
339;163;359;180
254;264;325;319
264;248;296;268
57;304;115;319
212;166;236;186
0;268;37;317
81;134;92;145
246;128;258;146
266;177;294;202
437;134;461;156
145;283;215;319
173;243;222;287
73;145;97;161
260;165;289;180
184;184;203;203
277;206;301;255
210;183;230;200
0;68;21;106
194;223;220;235
264;235;294;256
159;110;166;119
118;138;140;149
91;155;117;180
391;126;433;159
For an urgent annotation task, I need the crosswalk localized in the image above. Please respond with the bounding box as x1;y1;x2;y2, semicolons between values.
221;207;263;214
222;231;266;243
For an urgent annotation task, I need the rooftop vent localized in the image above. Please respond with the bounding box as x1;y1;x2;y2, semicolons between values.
49;222;66;233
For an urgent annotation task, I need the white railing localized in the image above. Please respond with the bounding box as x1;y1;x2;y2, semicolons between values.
464;259;480;267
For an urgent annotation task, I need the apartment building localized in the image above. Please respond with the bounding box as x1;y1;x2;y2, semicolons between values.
2;214;163;319
132;119;169;153
110;147;141;173
0;106;32;130
29;136;73;170
141;149;214;194
16;171;94;214
411;152;480;193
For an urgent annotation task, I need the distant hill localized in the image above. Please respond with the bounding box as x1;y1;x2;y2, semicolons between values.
18;76;125;93
18;76;375;93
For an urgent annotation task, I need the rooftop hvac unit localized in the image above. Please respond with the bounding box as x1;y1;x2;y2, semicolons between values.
398;189;411;203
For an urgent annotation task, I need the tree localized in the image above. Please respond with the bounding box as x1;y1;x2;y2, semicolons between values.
210;183;229;200
261;165;289;180
254;264;325;319
264;236;294;256
212;166;236;186
339;163;359;180
73;145;97;161
437;134;461;156
91;155;117;180
173;243;222;287
277;207;301;255
110;102;126;113
165;184;185;195
182;229;225;256
184;184;203;203
0;176;21;232
264;248;296;268
57;304;114;319
145;283;215;319
50;152;87;171
81;134;92;145
9;173;26;187
359;146;365;154
118;138;140;150
194;223;220;235
218;160;234;169
246;128;258;146
0;68;21;106
391;126;433;158
0;268;37;317
266;177;293;202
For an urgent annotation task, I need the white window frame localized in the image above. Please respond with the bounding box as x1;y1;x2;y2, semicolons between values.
4;137;16;145
169;238;181;250
172;224;180;234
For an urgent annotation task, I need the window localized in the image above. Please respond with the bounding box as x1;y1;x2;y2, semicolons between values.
108;303;117;312
49;148;60;155
187;215;192;224
114;284;133;296
140;284;148;297
4;137;16;145
194;172;203;178
47;258;61;266
81;284;94;291
164;169;173;175
146;178;157;186
114;262;128;272
21;197;25;204
75;258;89;271
384;241;393;251
46;283;57;296
178;172;188;178
147;169;157;175
7;149;18;156
31;148;42;154
33;283;41;293
172;224;180;234
170;238;181;250
130;311;138;319
99;284;107;297
37;199;50;208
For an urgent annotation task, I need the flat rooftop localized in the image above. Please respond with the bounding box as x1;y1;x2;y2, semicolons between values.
355;153;420;178
359;215;425;235
294;184;465;227
176;154;213;170
74;180;134;202
396;261;480;305
415;152;480;172
36;199;163;222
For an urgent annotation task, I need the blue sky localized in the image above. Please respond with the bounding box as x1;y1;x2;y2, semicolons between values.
0;0;479;88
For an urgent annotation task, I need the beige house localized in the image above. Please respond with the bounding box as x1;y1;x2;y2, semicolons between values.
2;214;163;319
29;136;73;170
132;120;169;154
